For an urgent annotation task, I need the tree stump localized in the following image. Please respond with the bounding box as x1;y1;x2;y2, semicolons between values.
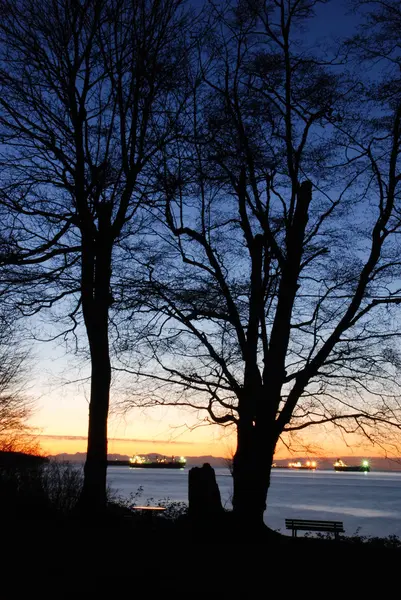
188;463;223;522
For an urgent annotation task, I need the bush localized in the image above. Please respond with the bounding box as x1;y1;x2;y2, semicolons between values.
41;461;84;514
0;457;190;523
0;461;48;516
344;529;401;549
0;459;86;517
303;529;401;549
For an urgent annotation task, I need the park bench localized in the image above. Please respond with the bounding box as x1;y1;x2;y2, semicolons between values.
130;505;166;523
285;518;344;539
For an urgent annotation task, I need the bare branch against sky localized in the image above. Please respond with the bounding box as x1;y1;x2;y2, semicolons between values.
0;0;194;511
116;0;401;525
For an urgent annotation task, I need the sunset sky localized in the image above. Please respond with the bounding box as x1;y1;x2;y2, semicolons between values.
27;333;387;460
27;331;239;457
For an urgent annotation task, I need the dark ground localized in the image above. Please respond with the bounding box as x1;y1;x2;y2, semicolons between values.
3;512;399;594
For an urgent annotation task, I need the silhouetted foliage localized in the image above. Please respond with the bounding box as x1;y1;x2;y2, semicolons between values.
0;459;118;517
0;315;38;453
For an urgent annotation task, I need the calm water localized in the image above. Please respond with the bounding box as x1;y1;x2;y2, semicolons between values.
107;467;401;538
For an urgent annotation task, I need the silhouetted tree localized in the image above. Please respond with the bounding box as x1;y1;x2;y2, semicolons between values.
0;0;191;511
0;313;36;453
119;0;401;527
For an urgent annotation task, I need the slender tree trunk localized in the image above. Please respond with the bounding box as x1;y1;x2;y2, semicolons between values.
232;419;276;529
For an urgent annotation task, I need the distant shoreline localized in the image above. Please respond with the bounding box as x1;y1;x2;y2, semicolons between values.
49;452;401;472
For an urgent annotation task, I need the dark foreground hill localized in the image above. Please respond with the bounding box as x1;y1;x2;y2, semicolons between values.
0;450;48;468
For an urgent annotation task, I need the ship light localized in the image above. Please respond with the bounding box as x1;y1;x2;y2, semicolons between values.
130;455;145;464
311;461;317;468
180;456;186;463
362;460;369;467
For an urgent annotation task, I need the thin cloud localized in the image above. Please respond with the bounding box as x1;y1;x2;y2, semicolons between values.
39;434;194;445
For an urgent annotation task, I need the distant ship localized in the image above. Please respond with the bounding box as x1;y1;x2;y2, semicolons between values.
272;460;317;470
334;459;370;472
129;455;187;469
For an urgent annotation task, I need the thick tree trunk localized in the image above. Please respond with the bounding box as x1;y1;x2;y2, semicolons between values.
232;421;276;529
79;324;111;512
77;227;113;514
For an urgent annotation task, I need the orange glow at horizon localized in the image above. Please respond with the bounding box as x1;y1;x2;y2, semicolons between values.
38;435;226;458
29;367;397;461
36;429;390;459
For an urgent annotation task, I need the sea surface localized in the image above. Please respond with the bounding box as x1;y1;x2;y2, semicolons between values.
107;467;401;538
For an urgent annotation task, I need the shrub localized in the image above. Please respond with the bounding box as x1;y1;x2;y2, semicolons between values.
41;461;84;514
303;529;401;548
0;459;85;517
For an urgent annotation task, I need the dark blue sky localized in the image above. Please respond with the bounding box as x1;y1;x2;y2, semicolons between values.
313;0;360;38
190;0;362;39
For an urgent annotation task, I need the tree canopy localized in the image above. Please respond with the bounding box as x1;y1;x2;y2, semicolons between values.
0;0;193;509
116;0;401;522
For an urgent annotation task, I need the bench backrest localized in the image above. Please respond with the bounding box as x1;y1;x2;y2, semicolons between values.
285;519;344;531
